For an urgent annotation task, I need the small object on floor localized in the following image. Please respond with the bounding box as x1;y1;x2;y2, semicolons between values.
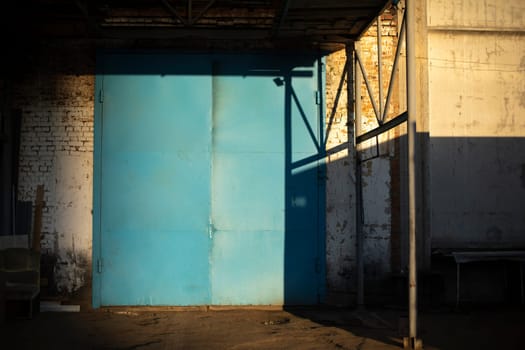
262;317;290;325
40;301;80;312
403;337;423;350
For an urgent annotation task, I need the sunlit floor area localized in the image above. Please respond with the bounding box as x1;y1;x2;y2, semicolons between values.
1;304;524;349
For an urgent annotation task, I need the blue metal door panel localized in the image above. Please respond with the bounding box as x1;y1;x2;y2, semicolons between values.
211;230;284;305
210;153;285;304
94;53;324;306
211;64;286;304
98;55;212;305
285;61;325;304
101;229;210;305
211;153;285;231
210;57;323;305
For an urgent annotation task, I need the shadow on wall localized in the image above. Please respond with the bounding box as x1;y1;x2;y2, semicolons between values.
428;136;525;249
352;133;525;305
355;132;525;307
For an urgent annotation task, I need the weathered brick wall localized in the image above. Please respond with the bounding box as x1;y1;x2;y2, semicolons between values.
14;41;95;294
325;49;355;304
325;7;401;303
358;9;401;287
358;10;400;133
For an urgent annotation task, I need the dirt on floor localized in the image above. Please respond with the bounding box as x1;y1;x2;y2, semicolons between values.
1;304;524;349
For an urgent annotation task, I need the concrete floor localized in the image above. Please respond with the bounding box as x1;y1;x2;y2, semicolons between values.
1;304;524;349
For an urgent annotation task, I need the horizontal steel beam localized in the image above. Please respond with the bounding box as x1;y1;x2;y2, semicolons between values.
356;111;407;144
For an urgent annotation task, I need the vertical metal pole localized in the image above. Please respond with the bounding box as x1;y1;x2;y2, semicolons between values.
188;0;192;24
456;262;460;308
355;44;362;138
377;16;384;122
1;80;14;239
356;158;364;309
520;261;525;304
12;186;16;236
406;0;418;344
354;42;364;309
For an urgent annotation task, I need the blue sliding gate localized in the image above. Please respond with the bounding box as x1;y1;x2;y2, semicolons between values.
93;53;326;306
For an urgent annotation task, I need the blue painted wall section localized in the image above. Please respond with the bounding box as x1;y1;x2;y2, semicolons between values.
93;53;326;306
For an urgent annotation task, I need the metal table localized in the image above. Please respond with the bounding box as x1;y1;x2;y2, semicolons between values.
452;251;525;307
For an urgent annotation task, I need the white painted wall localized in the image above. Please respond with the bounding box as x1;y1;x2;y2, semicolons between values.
361;157;391;278
427;0;525;248
15;61;95;293
51;153;93;292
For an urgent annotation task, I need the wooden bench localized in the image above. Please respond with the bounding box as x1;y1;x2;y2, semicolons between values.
0;248;40;319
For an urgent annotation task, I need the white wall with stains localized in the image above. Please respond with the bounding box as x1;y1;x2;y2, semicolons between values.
427;0;525;248
51;153;93;292
324;49;356;303
12;43;95;294
361;158;391;279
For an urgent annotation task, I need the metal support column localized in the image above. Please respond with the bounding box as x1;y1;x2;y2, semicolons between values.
377;16;384;122
382;12;406;121
405;0;422;348
520;261;525;305
354;42;365;309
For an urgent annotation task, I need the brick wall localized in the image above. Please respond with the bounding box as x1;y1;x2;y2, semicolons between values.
325;49;355;304
14;41;95;294
325;7;401;303
359;8;401;292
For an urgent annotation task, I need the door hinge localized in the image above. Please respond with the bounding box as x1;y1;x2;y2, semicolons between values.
97;259;102;273
208;222;217;239
315;91;321;105
99;89;104;103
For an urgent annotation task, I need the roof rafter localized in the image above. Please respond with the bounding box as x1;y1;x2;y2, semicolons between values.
272;0;291;37
160;0;187;26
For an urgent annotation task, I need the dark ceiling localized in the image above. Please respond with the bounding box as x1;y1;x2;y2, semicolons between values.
3;0;391;47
